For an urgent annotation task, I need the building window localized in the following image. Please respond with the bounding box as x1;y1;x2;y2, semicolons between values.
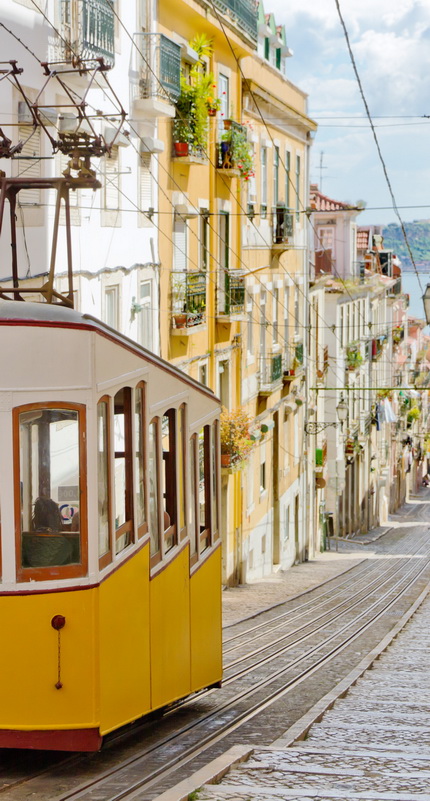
200;212;209;270
16;404;87;580
104;147;120;211
294;287;300;338
273;287;279;344
218;72;229;121
260;146;267;218
105;285;119;330
295;154;301;220
17;125;41;205
199;363;207;385
219;211;229;270
247;292;254;357
140;152;152;212
138;281;153;351
284;285;290;356
285;150;291;208
260;458;266;494
273;146;279;206
98;397;112;568
113;388;133;554
173;219;187;272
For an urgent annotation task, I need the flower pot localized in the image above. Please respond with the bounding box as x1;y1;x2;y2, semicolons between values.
174;313;187;328
174;142;189;157
223;119;232;130
208;108;217;117
221;453;232;467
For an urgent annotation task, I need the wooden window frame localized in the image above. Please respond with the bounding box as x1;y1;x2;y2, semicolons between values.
198;426;211;554
98;396;113;570
149;416;162;569
13;401;88;583
113;387;134;552
135;382;148;539
178;403;187;541
189;433;199;568
211;420;221;543
161;408;177;554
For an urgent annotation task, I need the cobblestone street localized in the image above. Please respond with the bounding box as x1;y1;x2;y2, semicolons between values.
197;498;430;801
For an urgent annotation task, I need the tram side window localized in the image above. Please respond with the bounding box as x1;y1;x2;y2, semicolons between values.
212;421;219;541
18;407;83;572
189;434;198;561
135;383;147;538
178;404;187;539
114;388;133;554
161;409;177;552
98;398;112;567
149;417;160;560
199;426;211;552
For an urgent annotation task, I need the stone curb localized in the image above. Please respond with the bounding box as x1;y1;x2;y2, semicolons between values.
151;744;254;801
271;581;430;747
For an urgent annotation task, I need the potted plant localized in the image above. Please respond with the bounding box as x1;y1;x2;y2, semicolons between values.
220;406;253;467
407;406;421;427
220;123;254;180
173;34;220;156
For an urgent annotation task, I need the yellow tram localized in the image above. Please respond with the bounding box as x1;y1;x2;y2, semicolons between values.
0;300;222;751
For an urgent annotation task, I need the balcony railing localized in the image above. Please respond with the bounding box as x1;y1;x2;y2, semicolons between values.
218;270;245;316
212;0;258;42
259;353;283;392
172;271;206;329
272;206;294;245
132;33;181;104
59;0;115;65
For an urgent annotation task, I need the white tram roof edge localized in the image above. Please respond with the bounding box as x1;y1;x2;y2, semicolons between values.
0;300;219;404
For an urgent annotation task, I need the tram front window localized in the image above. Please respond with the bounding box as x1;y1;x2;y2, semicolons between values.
19;408;81;569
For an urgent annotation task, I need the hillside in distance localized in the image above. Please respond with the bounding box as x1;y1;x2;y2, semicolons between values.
382;220;430;271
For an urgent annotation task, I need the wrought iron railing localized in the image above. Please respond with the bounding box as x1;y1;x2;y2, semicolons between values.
211;0;258;41
222;270;245;315
259;353;283;389
133;33;181;104
59;0;115;64
172;271;206;329
272;206;294;244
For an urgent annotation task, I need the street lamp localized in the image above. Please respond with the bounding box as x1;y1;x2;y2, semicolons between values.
305;394;348;435
423;284;430;325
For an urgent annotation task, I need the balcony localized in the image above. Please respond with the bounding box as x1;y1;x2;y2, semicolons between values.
211;0;258;42
393;325;405;345
271;205;294;249
131;33;181;118
58;0;115;65
171;271;207;334
371;335;387;361
217;270;246;319
259;353;283;395
346;342;363;371
217;121;253;179
282;341;304;382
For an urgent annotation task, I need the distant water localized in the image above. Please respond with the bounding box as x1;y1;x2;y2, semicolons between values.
402;272;430;323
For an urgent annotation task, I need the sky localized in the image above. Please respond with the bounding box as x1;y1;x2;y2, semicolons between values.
271;0;430;226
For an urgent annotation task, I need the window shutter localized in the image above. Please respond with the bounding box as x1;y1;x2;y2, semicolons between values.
140;153;152;211
173;221;187;272
17;126;41;205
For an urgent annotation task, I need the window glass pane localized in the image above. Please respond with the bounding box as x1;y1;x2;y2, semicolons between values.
97;401;110;558
135;385;146;533
19;408;81;568
199;427;210;551
178;405;186;532
162;409;176;552
114;388;132;554
212;422;219;537
149;419;160;556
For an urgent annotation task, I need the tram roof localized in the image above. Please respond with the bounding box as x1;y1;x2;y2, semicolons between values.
0;300;218;402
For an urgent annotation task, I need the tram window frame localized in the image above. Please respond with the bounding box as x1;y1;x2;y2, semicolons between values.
189;433;198;567
161;408;177;553
135;382;148;539
149;416;162;568
13;402;88;582
113;387;134;555
212;420;220;542
98;396;113;570
178;404;187;541
198;425;211;553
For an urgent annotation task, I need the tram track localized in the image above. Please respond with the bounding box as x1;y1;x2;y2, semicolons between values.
48;545;430;801
1;523;429;801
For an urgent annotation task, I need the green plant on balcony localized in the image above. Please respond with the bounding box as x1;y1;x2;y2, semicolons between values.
346;343;363;370
173;34;219;154
407;405;421;426
220;124;254;180
392;326;404;344
220;406;253;467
